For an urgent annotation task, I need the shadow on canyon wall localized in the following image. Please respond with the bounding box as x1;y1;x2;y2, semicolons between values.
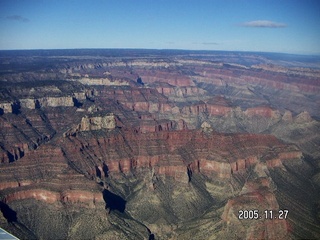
0;201;17;222
102;189;126;213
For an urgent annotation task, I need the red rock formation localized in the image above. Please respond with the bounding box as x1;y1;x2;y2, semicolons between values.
137;70;195;86
245;106;280;118
0;180;32;190
155;86;207;98
54;129;301;183
230;157;258;173
206;104;232;116
3;189;60;204
60;190;103;206
221;179;290;239
3;188;103;207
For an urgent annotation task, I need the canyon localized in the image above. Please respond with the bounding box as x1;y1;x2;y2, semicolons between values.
0;49;319;239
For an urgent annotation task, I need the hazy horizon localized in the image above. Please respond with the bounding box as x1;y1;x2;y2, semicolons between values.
1;48;320;58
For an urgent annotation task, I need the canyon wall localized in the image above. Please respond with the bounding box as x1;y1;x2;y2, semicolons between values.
0;50;319;239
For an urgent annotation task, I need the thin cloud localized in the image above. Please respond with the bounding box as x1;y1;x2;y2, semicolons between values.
6;15;30;22
202;42;219;45
240;20;286;28
192;42;219;45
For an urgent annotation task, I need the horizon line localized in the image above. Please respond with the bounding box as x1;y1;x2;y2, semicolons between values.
0;47;319;57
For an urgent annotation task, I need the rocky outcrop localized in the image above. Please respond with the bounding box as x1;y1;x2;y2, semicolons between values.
75;77;129;86
2;96;79;113
19;93;86;109
282;110;293;122
37;96;74;107
244;106;281;118
63;113;117;136
78;114;117;131
0;102;13;114
201;121;212;132
2;189;104;207
294;111;312;123
19;98;37;109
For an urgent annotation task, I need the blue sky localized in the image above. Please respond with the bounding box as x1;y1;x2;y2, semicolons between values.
0;0;319;54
